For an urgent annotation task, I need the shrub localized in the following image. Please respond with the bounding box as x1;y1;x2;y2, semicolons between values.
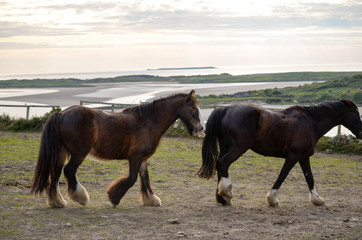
352;91;362;103
0;107;61;132
316;135;362;155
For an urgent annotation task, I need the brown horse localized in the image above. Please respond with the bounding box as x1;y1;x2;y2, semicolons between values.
198;99;361;206
31;90;204;208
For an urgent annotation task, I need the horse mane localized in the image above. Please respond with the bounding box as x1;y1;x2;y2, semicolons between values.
283;100;358;120
122;93;188;118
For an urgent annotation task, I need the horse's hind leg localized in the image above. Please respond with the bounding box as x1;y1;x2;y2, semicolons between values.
216;146;246;206
299;158;324;206
47;149;68;208
139;160;161;206
107;155;143;207
64;154;89;206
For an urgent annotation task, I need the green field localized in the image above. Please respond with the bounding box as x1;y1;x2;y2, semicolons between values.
0;132;361;239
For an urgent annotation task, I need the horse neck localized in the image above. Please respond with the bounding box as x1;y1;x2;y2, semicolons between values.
312;104;346;139
148;96;184;137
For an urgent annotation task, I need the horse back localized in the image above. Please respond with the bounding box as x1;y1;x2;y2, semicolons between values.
253;107;316;157
221;104;316;158
58;106;98;153
58;106;145;159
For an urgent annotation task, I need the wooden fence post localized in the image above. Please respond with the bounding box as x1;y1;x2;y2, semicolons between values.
26;106;30;120
337;125;341;138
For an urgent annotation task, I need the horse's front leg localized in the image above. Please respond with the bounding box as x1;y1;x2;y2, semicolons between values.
215;147;243;206
299;158;324;206
267;156;298;207
107;156;143;208
139;160;161;206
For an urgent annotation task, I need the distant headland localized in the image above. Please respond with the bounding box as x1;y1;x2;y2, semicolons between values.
147;66;216;71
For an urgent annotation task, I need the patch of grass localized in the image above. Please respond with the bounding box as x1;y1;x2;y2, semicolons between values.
0;132;361;239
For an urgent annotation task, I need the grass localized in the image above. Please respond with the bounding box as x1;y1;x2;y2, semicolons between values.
0;132;361;239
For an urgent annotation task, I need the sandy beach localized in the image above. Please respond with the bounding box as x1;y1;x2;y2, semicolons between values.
0;81;313;107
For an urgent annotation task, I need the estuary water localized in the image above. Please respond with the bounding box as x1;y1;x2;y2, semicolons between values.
0;81;359;137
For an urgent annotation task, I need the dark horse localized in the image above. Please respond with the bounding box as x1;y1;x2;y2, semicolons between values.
198;99;361;206
31;90;204;208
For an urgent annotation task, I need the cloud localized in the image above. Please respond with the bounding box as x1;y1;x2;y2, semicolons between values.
0;42;53;49
0;0;361;72
1;0;362;38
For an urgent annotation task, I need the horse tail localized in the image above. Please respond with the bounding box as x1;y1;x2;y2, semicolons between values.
31;112;66;195
197;107;227;179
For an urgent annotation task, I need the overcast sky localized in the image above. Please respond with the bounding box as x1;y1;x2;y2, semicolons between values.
1;0;362;75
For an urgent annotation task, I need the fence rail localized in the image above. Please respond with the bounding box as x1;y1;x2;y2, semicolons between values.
79;100;137;112
0;104;60;119
1;101;343;137
80;101;223;110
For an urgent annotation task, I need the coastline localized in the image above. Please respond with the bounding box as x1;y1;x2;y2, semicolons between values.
0;80;358;137
1;63;361;80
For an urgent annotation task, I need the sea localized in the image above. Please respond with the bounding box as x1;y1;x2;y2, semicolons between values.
1;63;362;80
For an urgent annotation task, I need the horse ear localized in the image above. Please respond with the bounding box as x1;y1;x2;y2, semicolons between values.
189;90;195;96
341;99;357;109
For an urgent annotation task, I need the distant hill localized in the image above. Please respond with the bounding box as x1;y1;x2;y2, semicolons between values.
198;74;362;105
0;71;361;88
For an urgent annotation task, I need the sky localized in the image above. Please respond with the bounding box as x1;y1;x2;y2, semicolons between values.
0;0;362;76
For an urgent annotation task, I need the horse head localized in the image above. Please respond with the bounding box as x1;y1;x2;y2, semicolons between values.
178;90;205;137
341;99;362;139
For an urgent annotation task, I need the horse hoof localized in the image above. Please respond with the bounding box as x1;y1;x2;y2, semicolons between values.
47;198;67;208
68;183;89;206
221;195;232;206
309;189;325;206
141;194;162;206
109;200;118;208
216;194;232;206
309;195;325;206
266;190;279;207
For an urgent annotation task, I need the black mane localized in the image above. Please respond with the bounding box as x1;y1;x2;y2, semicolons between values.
122;93;187;118
283;100;358;120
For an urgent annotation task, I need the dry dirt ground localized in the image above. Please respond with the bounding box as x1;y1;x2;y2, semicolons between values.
0;132;361;239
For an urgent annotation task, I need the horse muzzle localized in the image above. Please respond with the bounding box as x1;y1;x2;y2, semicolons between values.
193;125;205;137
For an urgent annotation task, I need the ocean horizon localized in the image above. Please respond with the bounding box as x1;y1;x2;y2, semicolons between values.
1;63;362;80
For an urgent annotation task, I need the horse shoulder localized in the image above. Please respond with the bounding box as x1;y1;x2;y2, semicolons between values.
284;113;317;156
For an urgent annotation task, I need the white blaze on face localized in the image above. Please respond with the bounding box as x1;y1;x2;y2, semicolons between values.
198;107;205;129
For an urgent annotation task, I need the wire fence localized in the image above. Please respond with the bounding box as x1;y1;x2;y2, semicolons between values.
0;101;344;138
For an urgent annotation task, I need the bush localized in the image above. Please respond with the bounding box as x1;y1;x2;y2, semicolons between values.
352;91;362;102
0;107;61;132
165;119;202;139
316;135;362;155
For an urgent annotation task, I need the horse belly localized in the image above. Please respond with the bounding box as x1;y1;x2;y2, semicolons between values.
91;136;130;160
252;132;288;158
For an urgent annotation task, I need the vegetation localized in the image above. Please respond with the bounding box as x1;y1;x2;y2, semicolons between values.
198;74;362;105
0;133;361;239
316;136;362;155
1;71;362;88
0;108;61;132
